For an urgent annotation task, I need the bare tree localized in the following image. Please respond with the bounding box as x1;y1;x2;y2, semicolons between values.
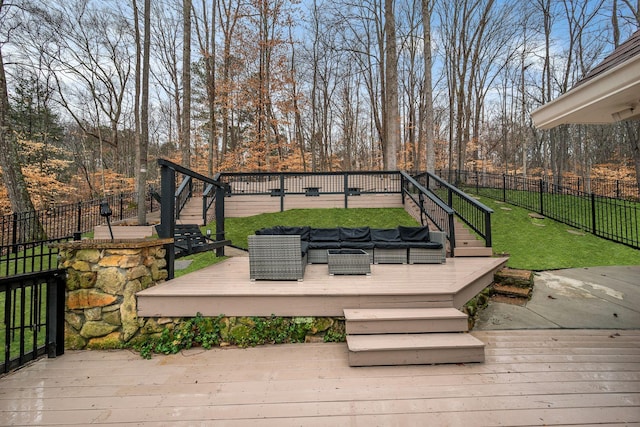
421;0;435;174
384;0;399;170
182;0;192;167
193;0;218;175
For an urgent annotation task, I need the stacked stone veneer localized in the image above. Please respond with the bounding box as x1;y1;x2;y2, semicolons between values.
53;239;173;350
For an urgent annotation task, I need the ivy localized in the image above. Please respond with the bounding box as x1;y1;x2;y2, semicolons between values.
130;314;345;359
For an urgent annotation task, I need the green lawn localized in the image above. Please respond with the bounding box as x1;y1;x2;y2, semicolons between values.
0;285;48;364
476;196;640;270
175;208;420;278
461;186;640;247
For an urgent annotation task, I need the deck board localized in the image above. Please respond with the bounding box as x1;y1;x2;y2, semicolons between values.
1;329;638;425
136;256;507;317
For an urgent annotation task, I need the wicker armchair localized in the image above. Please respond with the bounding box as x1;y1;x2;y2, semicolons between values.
248;235;307;281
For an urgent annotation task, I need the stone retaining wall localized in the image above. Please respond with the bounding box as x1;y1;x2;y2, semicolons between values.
53;239;172;350
53;239;344;351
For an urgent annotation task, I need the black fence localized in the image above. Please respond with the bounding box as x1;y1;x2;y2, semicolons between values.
215;170;403;197
447;170;640;250
0;192;159;276
0;270;65;373
439;169;639;201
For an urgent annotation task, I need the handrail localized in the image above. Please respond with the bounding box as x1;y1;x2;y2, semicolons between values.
415;171;493;248
175;176;192;219
157;159;227;279
202;183;217;225
400;172;457;253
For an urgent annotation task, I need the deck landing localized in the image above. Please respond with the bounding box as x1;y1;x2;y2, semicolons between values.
137;257;507;318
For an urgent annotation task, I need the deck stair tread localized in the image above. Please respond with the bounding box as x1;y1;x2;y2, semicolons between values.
347;332;484;352
344;307;469;334
344;307;466;321
346;333;486;366
454;246;493;257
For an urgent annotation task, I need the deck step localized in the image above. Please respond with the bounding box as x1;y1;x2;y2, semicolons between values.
347;333;485;366
454;246;493;257
344;308;468;335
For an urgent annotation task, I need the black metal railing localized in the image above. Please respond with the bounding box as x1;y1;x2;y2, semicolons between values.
451;170;639;250
0;270;65;373
440;169;639;201
215;170;402;209
401;172;457;251
158;159;228;279
414;172;494;249
0;192;158;250
0;192;159;277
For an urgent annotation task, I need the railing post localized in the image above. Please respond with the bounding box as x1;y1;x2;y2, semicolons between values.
11;212;18;254
119;193;124;220
539;179;544;215
344;173;349;208
502;174;507;202
485;210;492;248
448;212;456;257
591;193;597;236
280;174;285;212
159;163;176;280
215;185;226;257
46;271;65;358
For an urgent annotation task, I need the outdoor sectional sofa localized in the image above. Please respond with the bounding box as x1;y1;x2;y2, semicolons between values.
248;225;446;281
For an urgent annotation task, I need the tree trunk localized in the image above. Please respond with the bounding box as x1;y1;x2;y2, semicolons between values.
182;0;192;168
0;46;45;239
384;0;399;170
626;121;640;193
422;0;435;174
136;0;150;225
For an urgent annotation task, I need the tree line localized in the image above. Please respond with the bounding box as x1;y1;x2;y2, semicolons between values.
0;0;639;224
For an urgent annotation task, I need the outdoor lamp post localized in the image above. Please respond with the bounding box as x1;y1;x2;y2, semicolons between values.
99;200;114;241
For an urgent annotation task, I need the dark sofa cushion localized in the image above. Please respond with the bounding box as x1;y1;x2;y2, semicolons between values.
340;241;374;250
370;228;401;242
279;226;311;241
398;225;430;242
255;226;281;235
407;241;443;249
310;228;340;242
371;228;408;249
308;240;341;249
339;226;371;242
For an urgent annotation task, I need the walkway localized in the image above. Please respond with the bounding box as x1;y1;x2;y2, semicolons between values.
1;329;638;426
476;265;640;330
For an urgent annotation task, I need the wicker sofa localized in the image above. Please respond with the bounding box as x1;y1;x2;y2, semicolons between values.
248;225;446;281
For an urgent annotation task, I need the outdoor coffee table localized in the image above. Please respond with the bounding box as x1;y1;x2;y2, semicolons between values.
327;249;371;275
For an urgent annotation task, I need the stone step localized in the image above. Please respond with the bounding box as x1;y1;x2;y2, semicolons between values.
493;283;532;298
494;268;534;288
347;333;485;366
453;246;493;257
344;308;468;335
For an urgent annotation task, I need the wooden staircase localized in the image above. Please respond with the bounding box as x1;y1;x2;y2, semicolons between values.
453;220;493;257
344;308;485;367
177;198;206;225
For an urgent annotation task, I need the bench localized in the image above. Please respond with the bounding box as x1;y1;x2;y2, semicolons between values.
161;224;231;258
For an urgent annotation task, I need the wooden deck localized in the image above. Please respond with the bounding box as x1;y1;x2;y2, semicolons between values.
137;256;508;318
1;329;638;425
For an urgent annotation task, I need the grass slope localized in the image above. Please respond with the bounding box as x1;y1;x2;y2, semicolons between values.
477;196;640;270
180;204;640;276
224;207;420;249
